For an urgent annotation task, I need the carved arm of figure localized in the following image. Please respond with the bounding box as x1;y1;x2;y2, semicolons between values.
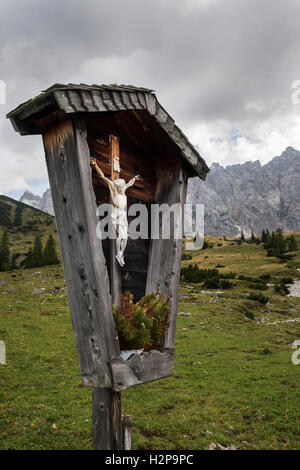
125;174;140;190
90;157;114;193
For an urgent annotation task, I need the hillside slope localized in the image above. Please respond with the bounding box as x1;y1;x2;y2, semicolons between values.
0;195;57;255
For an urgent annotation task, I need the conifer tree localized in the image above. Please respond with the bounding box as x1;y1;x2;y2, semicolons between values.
288;234;297;252
264;229;272;248
251;230;256;243
271;231;275;248
261;229;266;243
0;231;10;271
43;235;59;265
32;235;43;267
240;230;245;242
25;247;34;268
275;229;286;253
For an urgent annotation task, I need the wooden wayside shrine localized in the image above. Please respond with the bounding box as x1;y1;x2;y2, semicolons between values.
7;83;209;450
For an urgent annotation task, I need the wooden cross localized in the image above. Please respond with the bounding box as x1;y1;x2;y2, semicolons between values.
108;135;122;307
109;135;120;181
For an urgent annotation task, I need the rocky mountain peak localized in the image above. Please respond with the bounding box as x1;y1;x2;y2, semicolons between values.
187;147;300;237
19;147;300;237
19;188;53;215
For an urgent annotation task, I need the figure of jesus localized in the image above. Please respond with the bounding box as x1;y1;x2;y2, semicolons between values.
91;158;140;267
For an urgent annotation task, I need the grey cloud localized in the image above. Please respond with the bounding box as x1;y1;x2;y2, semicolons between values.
1;0;300;195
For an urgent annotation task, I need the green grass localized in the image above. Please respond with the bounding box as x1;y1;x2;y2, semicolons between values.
0;234;300;449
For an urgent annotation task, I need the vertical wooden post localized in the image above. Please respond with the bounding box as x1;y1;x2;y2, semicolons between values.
122;415;133;450
146;165;188;350
109;135;122;306
43;116;122;450
92;135;123;450
42;115;120;386
93;388;122;450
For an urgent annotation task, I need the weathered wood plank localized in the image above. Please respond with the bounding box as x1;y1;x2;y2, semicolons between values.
146;165;188;350
92;388;122;450
122;415;133;450
109;135;122;306
42;115;119;387
109;349;174;392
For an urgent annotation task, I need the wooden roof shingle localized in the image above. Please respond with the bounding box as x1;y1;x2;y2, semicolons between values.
7;83;209;179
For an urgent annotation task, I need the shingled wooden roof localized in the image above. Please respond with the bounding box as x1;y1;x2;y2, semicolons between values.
7;83;209;179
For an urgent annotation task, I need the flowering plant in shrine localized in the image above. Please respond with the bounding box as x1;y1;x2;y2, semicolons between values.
112;289;170;351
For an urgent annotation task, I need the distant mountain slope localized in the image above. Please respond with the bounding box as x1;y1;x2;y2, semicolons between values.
19;190;41;209
20;188;54;215
18;146;300;237
0;195;57;255
187;146;300;237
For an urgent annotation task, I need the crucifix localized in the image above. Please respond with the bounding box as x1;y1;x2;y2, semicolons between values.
91;135;140;303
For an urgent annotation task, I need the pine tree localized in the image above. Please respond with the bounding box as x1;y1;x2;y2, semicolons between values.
0;231;10;271
25;247;34;268
43;235;59;266
261;229;266;243
288;234;297;252
13;206;23;227
264;229;272;248
271;231;275;248
240;230;245;242
251;231;256;243
32;235;43;267
274;229;286;253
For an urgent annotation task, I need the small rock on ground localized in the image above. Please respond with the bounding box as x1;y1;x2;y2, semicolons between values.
32;288;47;295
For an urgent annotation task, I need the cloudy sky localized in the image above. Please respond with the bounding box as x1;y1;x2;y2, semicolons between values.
1;0;300;199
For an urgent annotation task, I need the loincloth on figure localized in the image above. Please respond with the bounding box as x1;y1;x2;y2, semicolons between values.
111;207;128;239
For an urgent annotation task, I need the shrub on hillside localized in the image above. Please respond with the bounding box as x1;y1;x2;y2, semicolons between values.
182;253;192;260
259;274;271;280
203;277;220;289
181;264;220;283
220;279;234;289
274;284;288;295
248;282;268;291
248;292;269;305
245;311;255;320
220;272;236;279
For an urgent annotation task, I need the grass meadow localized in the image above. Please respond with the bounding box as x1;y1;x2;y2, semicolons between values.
0;234;300;449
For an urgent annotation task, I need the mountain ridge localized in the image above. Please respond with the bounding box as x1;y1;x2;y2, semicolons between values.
187;146;300;236
16;146;300;237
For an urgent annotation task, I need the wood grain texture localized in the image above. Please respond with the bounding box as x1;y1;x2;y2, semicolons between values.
122;415;133;450
108;134;122;306
146;165;188;350
92;388;122;450
109;349;174;392
42;115;120;387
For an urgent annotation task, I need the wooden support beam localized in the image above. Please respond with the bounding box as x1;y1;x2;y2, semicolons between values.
42;116;120;387
109;349;174;392
108;134;122;306
122;415;133;450
109;134;120;179
146;165;188;350
92;388;122;450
